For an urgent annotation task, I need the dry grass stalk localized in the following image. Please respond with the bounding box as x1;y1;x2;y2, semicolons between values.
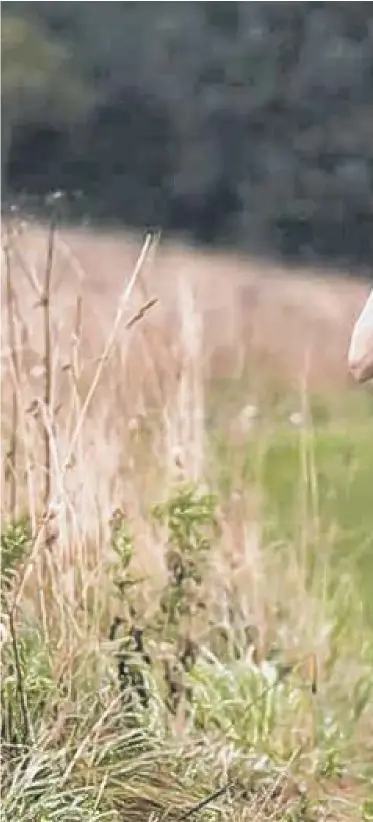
3;227;20;521
61;231;156;475
41;216;57;515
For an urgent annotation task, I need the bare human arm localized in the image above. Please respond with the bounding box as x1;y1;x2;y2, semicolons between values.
348;287;373;383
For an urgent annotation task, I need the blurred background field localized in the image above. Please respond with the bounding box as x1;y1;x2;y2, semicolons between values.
1;5;373;822
2;3;373;273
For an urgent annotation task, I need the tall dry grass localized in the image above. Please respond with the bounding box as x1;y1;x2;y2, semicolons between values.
1;218;372;821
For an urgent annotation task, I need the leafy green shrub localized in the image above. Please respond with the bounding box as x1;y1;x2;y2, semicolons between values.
1;517;32;593
152;483;220;630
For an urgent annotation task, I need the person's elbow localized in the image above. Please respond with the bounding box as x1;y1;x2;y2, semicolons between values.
348;347;373;383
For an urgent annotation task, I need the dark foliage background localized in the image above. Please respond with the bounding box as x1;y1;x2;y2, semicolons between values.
2;2;373;271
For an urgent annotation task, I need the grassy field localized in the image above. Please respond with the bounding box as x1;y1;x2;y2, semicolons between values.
1;219;373;821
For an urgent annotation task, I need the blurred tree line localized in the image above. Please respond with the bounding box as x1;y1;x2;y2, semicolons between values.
2;2;373;271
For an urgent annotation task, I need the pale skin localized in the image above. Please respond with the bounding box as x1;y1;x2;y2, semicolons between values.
348;287;373;383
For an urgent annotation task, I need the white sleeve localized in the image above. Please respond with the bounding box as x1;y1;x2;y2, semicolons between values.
348;287;373;383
